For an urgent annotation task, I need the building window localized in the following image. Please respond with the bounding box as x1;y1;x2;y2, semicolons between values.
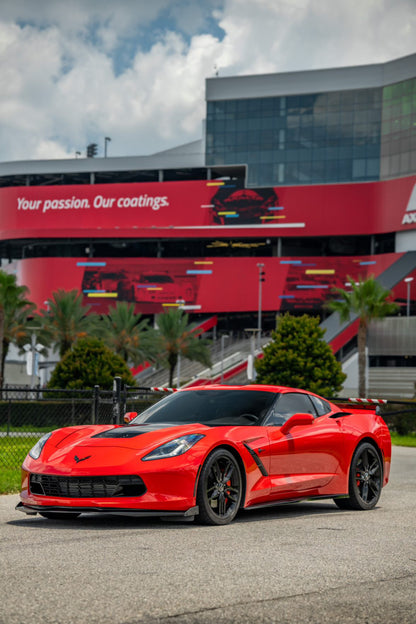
206;86;388;186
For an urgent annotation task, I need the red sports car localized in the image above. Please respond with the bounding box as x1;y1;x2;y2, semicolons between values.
16;385;391;525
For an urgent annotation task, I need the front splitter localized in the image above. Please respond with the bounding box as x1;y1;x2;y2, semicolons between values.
15;501;199;519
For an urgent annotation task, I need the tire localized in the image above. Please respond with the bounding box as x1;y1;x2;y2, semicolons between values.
334;442;382;510
197;449;243;525
39;512;81;520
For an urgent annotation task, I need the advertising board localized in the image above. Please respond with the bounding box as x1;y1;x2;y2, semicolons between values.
1;176;415;241
17;253;403;314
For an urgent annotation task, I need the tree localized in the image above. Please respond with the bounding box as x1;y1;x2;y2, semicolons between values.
155;308;212;387
97;302;157;366
328;275;399;397
255;313;346;396
0;270;35;387
37;289;98;358
48;337;135;390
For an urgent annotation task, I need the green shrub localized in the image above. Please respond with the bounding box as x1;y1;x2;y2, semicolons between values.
48;337;135;392
255;313;346;396
378;402;416;435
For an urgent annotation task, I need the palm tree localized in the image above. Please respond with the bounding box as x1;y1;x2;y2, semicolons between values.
97;302;157;366
328;276;399;397
155;308;212;387
37;289;98;358
0;270;35;387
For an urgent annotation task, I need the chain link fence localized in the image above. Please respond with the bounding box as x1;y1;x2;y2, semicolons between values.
0;380;170;470
2;381;414;472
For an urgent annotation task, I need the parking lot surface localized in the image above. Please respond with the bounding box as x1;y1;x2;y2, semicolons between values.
1;446;415;624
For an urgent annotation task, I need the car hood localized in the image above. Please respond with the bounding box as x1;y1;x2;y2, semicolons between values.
34;422;209;473
54;422;208;449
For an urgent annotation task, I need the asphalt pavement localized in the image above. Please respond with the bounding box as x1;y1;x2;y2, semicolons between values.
1;445;415;624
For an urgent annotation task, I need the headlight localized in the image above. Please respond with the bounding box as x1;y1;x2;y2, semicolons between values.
142;434;204;461
28;432;52;460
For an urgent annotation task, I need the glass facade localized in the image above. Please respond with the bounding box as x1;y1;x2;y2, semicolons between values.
380;78;416;179
206;78;416;187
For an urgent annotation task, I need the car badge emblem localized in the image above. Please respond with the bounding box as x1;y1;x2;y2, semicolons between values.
74;454;91;463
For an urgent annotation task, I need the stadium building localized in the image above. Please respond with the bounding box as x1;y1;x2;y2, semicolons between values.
1;53;416;390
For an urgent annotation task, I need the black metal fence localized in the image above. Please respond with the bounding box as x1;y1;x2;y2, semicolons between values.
0;379;171;470
1;381;415;472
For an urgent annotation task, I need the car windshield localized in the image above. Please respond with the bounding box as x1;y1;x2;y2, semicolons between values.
131;389;279;426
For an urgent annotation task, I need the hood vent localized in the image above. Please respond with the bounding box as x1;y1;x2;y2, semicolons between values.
92;427;147;439
92;424;176;439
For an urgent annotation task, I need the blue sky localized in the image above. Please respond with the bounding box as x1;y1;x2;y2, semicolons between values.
0;0;414;162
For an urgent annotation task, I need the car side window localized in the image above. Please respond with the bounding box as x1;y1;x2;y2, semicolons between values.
264;392;317;426
309;395;332;416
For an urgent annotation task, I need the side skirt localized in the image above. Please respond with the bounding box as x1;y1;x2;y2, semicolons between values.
244;494;346;512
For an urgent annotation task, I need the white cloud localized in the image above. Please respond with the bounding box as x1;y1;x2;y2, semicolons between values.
217;0;416;75
0;0;414;162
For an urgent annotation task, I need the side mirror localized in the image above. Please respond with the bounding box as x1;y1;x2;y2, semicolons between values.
280;413;314;435
124;411;138;424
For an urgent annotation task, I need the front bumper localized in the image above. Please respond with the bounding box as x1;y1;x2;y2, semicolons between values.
15;501;199;519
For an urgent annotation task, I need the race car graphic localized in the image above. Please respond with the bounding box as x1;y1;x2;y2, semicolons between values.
210;187;280;224
132;271;196;304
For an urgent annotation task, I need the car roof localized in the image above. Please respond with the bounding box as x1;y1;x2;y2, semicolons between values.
180;384;306;394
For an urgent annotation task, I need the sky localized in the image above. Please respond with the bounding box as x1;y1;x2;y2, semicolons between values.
0;0;415;163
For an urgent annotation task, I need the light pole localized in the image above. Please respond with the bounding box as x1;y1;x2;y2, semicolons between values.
405;277;413;316
220;334;229;384
104;136;111;158
257;263;265;350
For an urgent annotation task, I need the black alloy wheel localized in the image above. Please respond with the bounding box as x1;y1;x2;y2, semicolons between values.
197;448;243;525
334;442;382;510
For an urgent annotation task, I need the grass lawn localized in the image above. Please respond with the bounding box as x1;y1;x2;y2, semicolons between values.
390;432;416;447
1;432;415;496
0;435;39;494
0;469;21;495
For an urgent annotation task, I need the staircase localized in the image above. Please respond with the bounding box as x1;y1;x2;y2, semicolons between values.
320;251;416;353
134;335;268;388
368;368;416;399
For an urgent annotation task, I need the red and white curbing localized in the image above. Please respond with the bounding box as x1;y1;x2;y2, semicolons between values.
348;398;388;404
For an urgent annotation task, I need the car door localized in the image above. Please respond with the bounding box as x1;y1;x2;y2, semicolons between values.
264;392;345;496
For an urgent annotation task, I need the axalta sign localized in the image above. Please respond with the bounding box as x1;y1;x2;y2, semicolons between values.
402;184;416;225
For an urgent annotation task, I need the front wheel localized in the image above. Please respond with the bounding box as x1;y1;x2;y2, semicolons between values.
334;442;382;510
197;449;243;525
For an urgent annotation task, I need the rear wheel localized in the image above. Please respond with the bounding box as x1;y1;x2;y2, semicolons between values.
39;512;81;520
197;449;243;525
334;442;382;510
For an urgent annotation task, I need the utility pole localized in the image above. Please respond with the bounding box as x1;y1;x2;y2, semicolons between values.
257;263;265;350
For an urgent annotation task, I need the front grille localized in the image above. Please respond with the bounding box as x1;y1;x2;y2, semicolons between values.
29;474;146;498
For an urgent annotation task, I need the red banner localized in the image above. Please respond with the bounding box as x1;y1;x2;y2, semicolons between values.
1;176;415;240
17;253;408;315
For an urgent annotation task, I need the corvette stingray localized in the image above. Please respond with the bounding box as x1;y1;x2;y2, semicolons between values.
16;385;391;525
